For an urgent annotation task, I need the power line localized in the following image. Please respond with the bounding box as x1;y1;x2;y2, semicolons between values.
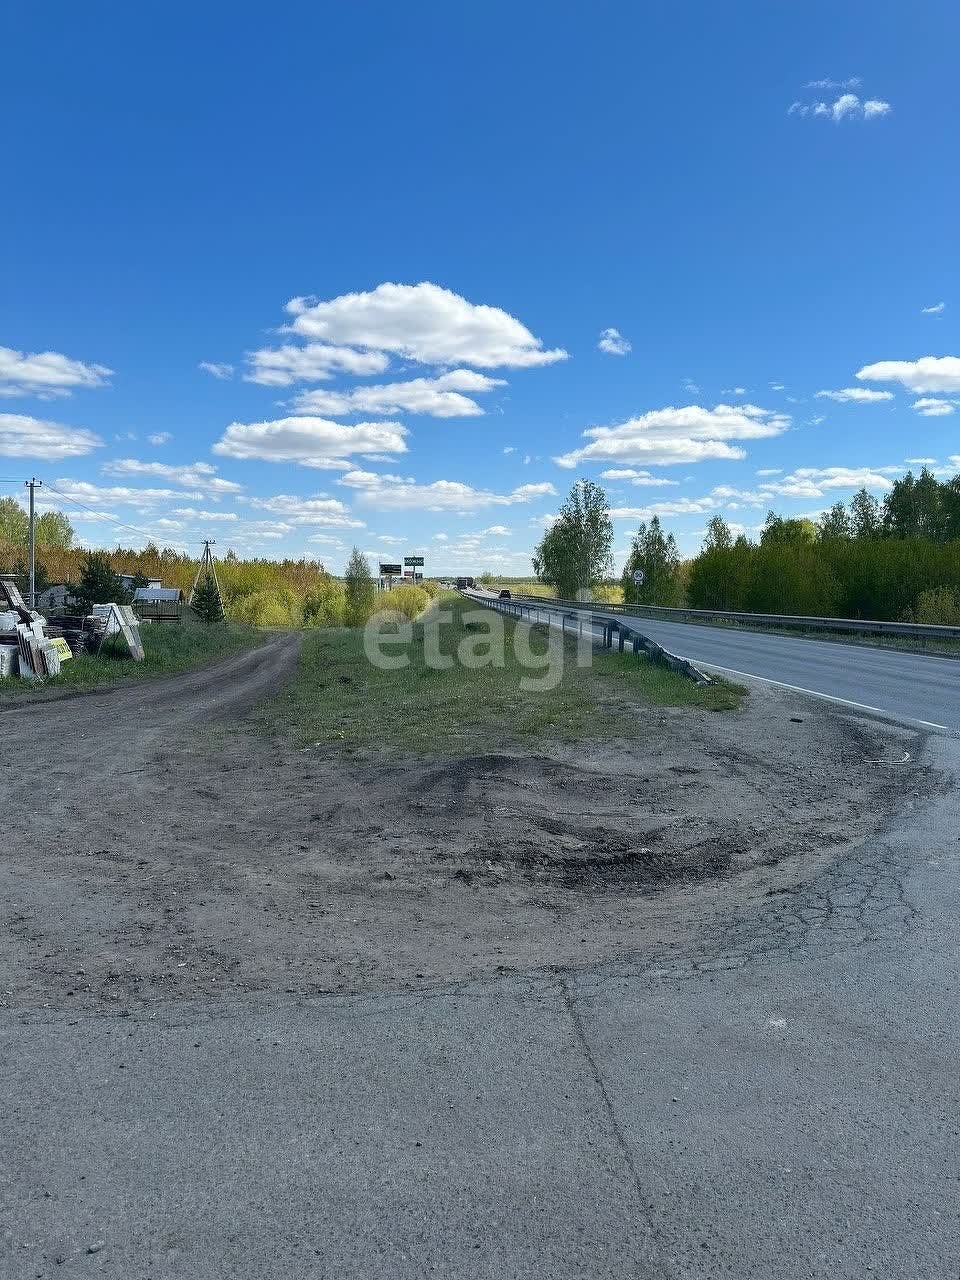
41;483;215;546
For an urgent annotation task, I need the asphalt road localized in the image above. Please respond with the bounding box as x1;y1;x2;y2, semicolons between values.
488;595;960;731
3;736;959;1278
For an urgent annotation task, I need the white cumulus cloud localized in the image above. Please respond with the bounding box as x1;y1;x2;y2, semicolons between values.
597;328;631;356
789;89;891;122
599;468;678;486
213;416;408;468
101;459;243;494
147;431;172;445
554;404;789;469
285;282;567;370
921;302;945;315
856;356;960;393
47;479;205;506
759;466;898;498
337;470;557;512
247;494;365;527
171;508;239;521
0;413;102;459
815;387;894;403
198;361;235;380
291;370;504;419
0;347;112;399
912;398;956;417
244;343;389;387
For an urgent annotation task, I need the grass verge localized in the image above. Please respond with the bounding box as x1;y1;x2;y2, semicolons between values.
256;594;745;755
0;618;260;698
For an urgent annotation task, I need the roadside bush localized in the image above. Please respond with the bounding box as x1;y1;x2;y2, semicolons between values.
592;583;624;605
370;584;429;621
229;587;302;628
302;576;347;628
911;586;960;625
419;579;441;599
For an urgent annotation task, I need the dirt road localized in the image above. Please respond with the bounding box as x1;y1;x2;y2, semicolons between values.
0;636;941;1013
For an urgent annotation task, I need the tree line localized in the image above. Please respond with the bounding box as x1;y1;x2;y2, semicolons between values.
533;468;960;624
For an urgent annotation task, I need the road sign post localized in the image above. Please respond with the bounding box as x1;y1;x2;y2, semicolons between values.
404;555;425;583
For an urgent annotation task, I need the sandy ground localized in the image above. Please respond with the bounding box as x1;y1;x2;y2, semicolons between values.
0;636;943;1012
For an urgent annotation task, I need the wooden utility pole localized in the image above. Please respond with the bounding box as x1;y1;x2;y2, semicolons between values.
25;477;42;609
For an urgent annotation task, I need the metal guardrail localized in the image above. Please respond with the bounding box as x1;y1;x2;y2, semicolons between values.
497;594;960;643
468;591;713;685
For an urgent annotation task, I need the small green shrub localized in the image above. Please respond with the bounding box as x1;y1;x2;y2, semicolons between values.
370;584;430;621
303;576;347;627
912;586;960;625
230;587;302;628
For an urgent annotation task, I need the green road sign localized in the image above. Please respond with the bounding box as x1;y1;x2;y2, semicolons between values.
403;556;425;566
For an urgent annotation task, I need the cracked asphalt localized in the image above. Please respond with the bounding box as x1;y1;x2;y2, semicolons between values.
2;722;958;1277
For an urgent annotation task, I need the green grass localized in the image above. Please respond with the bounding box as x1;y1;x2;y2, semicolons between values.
256;594;745;756
0;617;260;697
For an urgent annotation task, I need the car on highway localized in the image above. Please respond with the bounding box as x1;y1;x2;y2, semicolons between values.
498;589;512;599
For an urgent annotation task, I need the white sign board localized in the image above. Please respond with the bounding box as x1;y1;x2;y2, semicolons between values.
632;569;645;586
93;602;145;661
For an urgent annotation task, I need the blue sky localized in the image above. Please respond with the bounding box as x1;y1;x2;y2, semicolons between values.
2;1;958;575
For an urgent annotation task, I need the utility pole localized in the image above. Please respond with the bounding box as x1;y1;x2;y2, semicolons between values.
25;477;42;609
189;539;222;608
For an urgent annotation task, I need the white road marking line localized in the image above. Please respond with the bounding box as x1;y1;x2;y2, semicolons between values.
690;660;950;731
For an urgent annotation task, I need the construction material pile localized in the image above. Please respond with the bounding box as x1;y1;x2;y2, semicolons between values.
1;579;146;681
0;576;75;679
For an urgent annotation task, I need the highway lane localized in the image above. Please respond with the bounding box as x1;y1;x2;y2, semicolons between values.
483;595;960;731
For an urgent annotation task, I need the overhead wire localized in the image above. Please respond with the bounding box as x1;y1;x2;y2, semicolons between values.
40;482;218;547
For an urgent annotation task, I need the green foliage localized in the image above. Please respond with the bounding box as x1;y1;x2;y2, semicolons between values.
0;497;29;543
760;512;817;546
911;586;960;626
191;573;224;624
370;584;430;620
888;467;960;540
702;516;733;552
533;478;613;600
849;488;882;539
257;594;744;755
344;547;376;626
818;503;853;541
230;588;302;628
622;516;683;606
592;583;624;605
685;466;960;620
0;500;74;550
303;575;347;628
36;509;74;549
69;552;132;611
